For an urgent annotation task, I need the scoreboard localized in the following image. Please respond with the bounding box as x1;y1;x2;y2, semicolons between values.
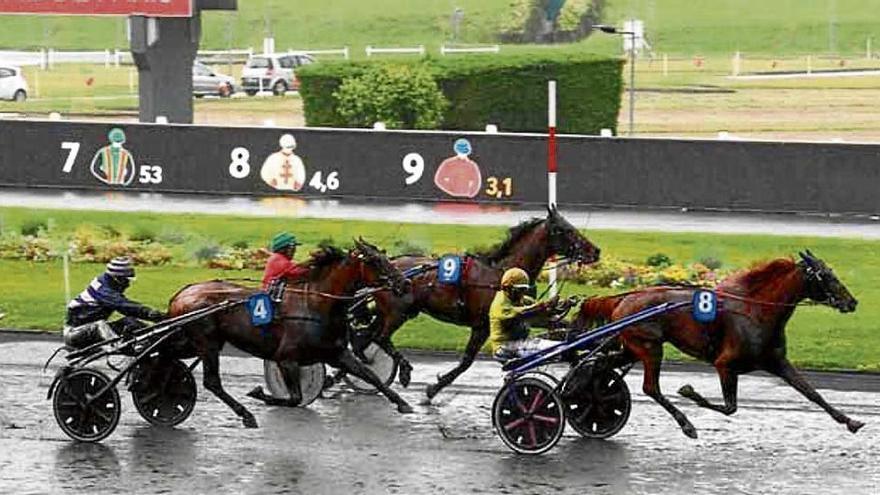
0;0;193;17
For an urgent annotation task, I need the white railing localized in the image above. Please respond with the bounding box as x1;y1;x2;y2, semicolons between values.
440;44;500;55
288;47;350;60
197;48;254;64
365;45;425;57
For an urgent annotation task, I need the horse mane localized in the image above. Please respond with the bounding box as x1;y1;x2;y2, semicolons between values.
305;244;347;275
473;217;546;264
720;258;799;295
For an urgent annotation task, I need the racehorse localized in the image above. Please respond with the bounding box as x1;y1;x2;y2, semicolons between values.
364;206;601;399
570;250;863;438
166;239;412;428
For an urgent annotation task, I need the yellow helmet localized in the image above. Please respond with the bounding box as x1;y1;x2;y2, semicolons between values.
500;267;530;288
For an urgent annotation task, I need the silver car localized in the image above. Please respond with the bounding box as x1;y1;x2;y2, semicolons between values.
0;66;28;102
192;61;236;98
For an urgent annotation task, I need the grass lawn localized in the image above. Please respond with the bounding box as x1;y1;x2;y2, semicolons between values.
0;206;878;371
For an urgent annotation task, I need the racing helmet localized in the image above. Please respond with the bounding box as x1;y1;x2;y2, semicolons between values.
500;267;530;290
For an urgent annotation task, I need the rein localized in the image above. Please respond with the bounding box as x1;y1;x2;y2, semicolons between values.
591;284;816;309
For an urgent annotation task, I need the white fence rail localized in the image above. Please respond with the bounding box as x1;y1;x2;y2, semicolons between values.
289;47;350;59
440;44;500;55
365;45;425;57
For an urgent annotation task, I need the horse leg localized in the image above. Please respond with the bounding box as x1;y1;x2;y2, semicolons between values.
770;358;864;434
246;360;303;407
425;325;488;400
201;346;258;428
635;341;698;438
678;365;739;416
373;336;412;388
336;349;413;414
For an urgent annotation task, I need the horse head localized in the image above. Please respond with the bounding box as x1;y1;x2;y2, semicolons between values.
798;250;857;313
352;237;410;297
546;205;601;266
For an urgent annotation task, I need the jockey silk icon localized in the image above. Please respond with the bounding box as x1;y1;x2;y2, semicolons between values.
261;133;306;191
90;127;136;186
434;138;482;198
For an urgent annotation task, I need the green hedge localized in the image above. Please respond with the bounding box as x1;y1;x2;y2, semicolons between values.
298;51;623;135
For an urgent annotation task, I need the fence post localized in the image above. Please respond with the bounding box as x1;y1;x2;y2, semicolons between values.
731;51;741;76
806;55;812;74
48;49;54;69
662;53;668;76
343;46;350;60
40;49;47;70
366;45;373;57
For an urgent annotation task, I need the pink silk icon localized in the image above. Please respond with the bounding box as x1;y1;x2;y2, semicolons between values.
434;155;482;198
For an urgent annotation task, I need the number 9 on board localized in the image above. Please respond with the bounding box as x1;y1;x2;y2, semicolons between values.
437;255;462;285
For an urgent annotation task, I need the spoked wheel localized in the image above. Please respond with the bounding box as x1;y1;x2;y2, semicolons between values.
263;360;326;407
564;367;631;439
492;375;565;455
342;343;398;394
130;358;197;427
53;368;121;442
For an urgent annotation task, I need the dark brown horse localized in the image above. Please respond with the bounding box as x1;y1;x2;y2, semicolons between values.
166;239;412;428
363;206;600;399
572;250;862;438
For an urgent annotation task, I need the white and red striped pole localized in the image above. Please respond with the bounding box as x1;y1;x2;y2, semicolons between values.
547;80;558;298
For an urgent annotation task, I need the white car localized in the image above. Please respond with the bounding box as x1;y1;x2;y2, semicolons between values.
0;66;28;102
241;52;315;96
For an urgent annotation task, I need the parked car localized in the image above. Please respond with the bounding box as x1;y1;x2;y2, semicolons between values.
0;66;29;102
240;53;315;96
192;61;236;98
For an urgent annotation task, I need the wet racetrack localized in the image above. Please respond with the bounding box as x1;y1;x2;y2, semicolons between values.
0;340;878;494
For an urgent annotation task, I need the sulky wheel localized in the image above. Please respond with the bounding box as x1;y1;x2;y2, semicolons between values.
263;360;326;407
342;343;398;394
130;358;197;428
492;374;565;455
564;367;631;439
53;368;121;442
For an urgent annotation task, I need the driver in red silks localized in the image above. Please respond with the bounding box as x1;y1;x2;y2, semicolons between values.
262;232;309;289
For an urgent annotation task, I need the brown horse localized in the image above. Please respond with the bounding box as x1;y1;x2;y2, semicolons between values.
165;239;412;428
362;206;600;399
571;250;862;438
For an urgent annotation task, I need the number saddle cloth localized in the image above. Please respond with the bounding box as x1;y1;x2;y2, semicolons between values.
436;255;474;320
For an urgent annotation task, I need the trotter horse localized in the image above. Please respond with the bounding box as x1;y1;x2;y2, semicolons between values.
572;250;863;438
362;206;601;399
166;239;412;428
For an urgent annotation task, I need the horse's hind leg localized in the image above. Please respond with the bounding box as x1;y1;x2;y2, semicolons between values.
678;365;739;416
336;349;413;414
633;339;699;438
425;324;488;399
201;346;258;428
770;358;864;434
247;360;303;407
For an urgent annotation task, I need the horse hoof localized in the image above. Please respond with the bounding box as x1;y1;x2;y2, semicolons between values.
682;424;698;439
848;419;865;434
246;386;264;400
425;384;438;399
243;416;259;429
399;365;412;388
397;403;414;414
677;384;695;398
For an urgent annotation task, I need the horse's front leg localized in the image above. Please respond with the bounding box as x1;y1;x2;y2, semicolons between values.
678;365;739;416
247;359;303;407
335;349;413;413
425;324;489;400
374;337;412;388
769;358;864;433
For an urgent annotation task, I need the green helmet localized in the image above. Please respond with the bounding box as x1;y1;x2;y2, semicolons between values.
108;127;126;144
270;232;300;252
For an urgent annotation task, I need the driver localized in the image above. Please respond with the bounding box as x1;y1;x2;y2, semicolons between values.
64;257;165;349
489;267;573;360
262;232;310;293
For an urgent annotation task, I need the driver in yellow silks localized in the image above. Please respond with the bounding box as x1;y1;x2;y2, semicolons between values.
489;267;573;360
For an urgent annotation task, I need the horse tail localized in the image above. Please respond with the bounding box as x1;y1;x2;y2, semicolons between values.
572;294;628;331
